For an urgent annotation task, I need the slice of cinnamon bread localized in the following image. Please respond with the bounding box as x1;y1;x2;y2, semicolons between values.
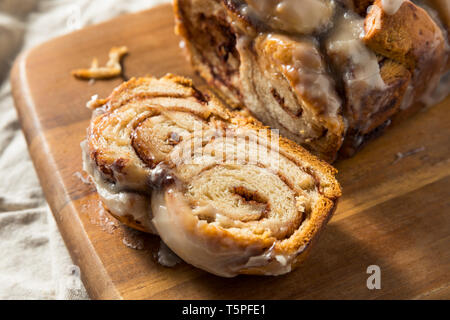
82;74;341;277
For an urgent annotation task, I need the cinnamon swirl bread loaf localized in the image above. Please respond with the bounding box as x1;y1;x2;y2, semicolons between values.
82;74;341;277
174;0;450;162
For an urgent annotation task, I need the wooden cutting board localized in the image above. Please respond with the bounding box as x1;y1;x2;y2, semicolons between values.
10;4;450;300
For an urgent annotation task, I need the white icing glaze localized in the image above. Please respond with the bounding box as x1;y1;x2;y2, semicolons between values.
86;94;99;109
243;0;335;34
381;0;405;15
157;241;182;267
326;12;386;90
264;34;342;118
325;11;388;129
400;84;415;110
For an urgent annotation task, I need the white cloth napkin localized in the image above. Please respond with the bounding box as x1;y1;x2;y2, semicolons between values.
0;0;170;300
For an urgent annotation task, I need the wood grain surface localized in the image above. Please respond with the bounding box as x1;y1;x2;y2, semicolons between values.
10;4;450;300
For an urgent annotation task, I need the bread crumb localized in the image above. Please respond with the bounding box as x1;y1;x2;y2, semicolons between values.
71;46;128;80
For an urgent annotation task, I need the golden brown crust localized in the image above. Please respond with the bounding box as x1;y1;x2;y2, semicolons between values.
363;0;445;73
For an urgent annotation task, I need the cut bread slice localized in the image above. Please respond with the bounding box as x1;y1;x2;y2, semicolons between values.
83;74;341;277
